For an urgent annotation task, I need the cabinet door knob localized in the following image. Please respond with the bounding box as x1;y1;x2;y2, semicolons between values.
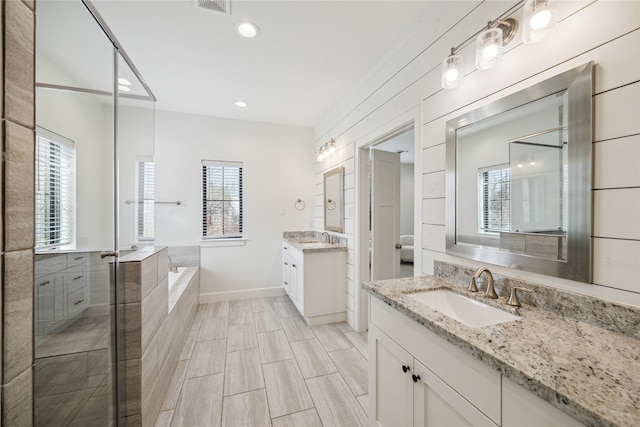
412;374;421;383
402;365;410;373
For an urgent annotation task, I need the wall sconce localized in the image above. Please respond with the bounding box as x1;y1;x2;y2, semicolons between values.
317;138;337;162
441;0;558;90
522;0;557;44
442;48;464;89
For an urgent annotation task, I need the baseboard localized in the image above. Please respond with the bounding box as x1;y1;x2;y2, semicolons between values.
199;286;285;303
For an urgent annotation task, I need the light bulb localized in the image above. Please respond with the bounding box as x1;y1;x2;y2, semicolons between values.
328;140;336;154
523;0;557;44
475;27;503;70
441;52;463;89
235;22;259;38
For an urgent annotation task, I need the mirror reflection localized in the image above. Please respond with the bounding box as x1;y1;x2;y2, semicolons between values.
456;91;567;261
446;62;593;283
324;166;344;232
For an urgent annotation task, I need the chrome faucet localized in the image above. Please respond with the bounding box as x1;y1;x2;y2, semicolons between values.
468;267;498;299
321;232;330;243
168;255;178;273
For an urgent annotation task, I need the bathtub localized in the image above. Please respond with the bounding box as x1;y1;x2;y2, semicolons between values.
168;266;197;312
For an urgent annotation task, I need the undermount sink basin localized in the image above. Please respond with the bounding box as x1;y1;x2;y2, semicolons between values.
405;289;521;328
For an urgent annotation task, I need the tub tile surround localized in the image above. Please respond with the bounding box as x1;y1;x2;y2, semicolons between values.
1;0;36;424
117;246;200;426
363;263;640;427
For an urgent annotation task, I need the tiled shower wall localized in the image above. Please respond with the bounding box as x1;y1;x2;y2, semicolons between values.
1;0;36;425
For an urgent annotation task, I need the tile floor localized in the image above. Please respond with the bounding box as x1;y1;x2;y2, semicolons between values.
155;295;370;427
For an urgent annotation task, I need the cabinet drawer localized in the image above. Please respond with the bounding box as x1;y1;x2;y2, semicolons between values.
67;252;89;268
67;287;87;318
35;254;67;277
370;297;501;424
282;241;290;256
63;269;88;294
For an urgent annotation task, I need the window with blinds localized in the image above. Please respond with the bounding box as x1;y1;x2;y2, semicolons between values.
136;159;155;241
202;160;243;239
478;164;511;232
35;129;76;248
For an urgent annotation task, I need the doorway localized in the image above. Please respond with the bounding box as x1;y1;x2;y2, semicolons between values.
367;127;416;281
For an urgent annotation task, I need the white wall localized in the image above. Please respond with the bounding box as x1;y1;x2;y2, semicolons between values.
400;163;414;236
118;104;155;249
36;88;113;250
154;110;316;298
314;0;640;330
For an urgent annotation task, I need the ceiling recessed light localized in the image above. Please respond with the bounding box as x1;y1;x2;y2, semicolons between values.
235;22;260;38
235;101;247;108
119;85;131;92
118;77;131;86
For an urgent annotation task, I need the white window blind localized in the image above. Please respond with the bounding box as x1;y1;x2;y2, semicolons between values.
202;160;243;239
478;164;511;232
136;159;155;241
35;129;76;248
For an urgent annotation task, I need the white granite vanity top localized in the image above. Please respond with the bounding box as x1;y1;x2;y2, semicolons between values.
283;231;347;253
286;240;347;253
363;275;640;427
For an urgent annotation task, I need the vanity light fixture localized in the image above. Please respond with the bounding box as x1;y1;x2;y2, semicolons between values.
475;24;503;70
316;139;337;162
235;21;260;38
441;48;464;89
522;0;557;44
235;100;247;107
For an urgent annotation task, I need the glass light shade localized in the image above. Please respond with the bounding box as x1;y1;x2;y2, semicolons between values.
523;0;557;44
328;140;336;154
475;28;503;70
441;54;463;89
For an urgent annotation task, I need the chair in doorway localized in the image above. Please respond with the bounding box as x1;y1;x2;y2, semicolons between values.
400;235;414;263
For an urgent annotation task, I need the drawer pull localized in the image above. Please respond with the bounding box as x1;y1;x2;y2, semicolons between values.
74;256;84;261
402;365;410;373
284;281;288;285
74;299;85;305
39;280;50;287
283;246;288;250
292;264;297;268
74;275;84;281
412;374;421;383
284;262;289;266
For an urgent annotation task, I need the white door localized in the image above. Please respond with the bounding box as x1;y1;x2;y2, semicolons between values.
371;149;401;280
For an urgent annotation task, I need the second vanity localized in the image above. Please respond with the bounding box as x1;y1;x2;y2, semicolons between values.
364;262;640;427
282;231;347;325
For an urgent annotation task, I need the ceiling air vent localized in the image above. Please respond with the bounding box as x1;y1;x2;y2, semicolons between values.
197;0;230;15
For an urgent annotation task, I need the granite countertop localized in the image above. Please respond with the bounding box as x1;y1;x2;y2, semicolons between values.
286;240;347;253
363;276;640;427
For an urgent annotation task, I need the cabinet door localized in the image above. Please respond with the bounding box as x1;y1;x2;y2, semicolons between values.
36;274;56;323
369;325;414;427
502;376;585;427
413;359;498;427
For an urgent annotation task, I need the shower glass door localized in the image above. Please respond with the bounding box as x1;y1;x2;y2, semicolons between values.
34;1;155;425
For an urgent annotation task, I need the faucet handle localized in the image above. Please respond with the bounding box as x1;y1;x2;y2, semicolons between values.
506;287;532;307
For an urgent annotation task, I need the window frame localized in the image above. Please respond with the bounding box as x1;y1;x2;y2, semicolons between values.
35;127;76;249
477;163;511;234
135;157;155;241
201;160;244;240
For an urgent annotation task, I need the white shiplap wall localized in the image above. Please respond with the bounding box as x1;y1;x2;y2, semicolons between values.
314;0;640;330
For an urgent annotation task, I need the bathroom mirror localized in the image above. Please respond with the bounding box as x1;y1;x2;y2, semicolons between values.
324;166;344;232
446;62;593;283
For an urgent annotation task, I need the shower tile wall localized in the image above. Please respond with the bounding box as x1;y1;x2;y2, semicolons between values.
1;0;36;425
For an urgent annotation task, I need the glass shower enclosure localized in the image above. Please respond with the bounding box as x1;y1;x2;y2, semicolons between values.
34;1;156;424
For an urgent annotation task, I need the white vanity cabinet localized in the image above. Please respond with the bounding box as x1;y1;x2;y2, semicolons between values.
370;296;501;427
35;252;90;334
281;240;346;325
502;377;585;427
370;296;587;427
